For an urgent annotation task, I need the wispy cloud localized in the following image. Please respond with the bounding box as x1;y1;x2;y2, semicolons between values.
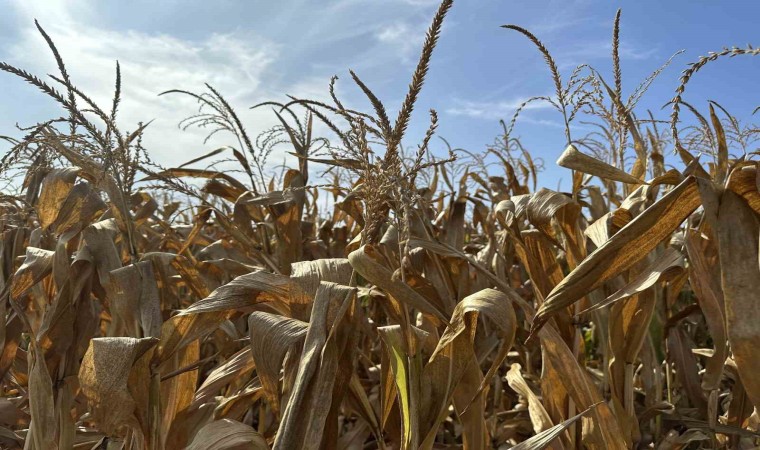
445;97;554;120
516;117;564;128
398;0;442;6
555;40;659;70
524;13;592;36
517;0;598;36
569;40;658;61
332;0;441;8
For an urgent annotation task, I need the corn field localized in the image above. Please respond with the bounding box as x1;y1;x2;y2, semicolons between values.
1;1;760;449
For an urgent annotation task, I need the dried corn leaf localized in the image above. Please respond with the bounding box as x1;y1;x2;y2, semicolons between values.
539;326;626;449
249;311;308;417
108;261;162;338
143;168;248;192
349;245;447;322
506;363;555;437
37;167;79;229
181;270;295;315
530;176;700;339
78;337;158;439
579;247;684;315
185;419;267;450
716;190;760;410
274;282;357;450
192;348;254;407
506;403;600;450
26;343;56;449
684;229;726;391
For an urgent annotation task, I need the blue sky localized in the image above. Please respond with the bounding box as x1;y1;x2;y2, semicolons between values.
1;0;758;189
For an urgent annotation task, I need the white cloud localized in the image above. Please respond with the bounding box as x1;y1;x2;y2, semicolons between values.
374;21;427;63
377;23;411;43
2;0;300;171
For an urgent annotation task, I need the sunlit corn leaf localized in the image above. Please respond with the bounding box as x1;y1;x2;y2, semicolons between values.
36;167;79;229
289;258;353;319
49;182;106;238
557;144;645;185
160;340;200;444
8;247;54;300
506;364;555;438
427;288;518;449
530;176;700;340
708;104;729;184
377;325;429;450
538;326;626;449
180;270;296;315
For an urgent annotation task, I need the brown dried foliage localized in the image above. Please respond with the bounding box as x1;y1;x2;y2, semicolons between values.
1;3;760;449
